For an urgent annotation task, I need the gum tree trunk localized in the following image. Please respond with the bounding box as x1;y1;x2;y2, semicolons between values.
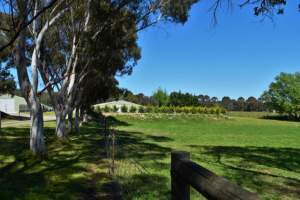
75;107;80;132
30;99;45;155
55;110;67;138
15;28;46;156
67;110;73;132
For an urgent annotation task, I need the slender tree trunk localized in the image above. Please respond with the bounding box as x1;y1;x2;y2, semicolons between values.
83;110;88;123
15;26;46;156
75;107;80;132
68;110;73;132
55;110;67;138
30;99;45;155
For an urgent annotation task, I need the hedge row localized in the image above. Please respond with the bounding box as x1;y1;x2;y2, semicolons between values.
95;105;226;115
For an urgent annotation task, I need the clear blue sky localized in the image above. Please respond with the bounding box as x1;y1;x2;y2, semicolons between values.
117;1;300;99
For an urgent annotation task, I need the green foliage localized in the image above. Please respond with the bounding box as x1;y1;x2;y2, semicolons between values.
261;72;300;119
103;105;111;113
161;0;198;23
95;106;102;113
129;106;137;113
112;105;119;113
0;68;16;95
138;106;145;113
145;106;153;113
169;91;198;106
142;106;226;115
152;87;169;107
121;105;128;113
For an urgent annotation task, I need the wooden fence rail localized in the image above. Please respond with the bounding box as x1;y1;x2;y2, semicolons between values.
171;151;260;200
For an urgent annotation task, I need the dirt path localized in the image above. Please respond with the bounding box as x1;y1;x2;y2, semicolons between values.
1;116;56;128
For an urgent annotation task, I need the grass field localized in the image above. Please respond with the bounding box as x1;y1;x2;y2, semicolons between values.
0;121;115;200
107;113;300;200
0;113;299;200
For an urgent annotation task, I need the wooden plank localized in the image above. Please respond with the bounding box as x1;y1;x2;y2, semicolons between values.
172;151;260;200
171;151;190;200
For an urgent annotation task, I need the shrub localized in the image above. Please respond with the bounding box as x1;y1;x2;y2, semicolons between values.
138;106;145;113
145;106;153;113
175;106;183;113
103;105;111;113
129;106;137;113
197;107;204;114
121;105;128;113
209;107;216;114
159;106;170;113
191;106;197;114
112;105;118;112
95;106;101;113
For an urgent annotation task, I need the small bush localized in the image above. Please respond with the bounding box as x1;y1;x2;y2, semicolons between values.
121;105;128;113
103;105;111;113
112;105;118;112
145;106;153;113
129;106;137;113
138;106;145;113
159;106;171;113
95;106;101;113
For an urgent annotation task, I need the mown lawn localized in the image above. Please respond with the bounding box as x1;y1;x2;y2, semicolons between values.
0;121;115;200
108;113;300;200
0;113;299;200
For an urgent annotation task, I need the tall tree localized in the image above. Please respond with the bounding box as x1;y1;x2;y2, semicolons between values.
152;87;169;106
261;72;300;119
0;68;16;95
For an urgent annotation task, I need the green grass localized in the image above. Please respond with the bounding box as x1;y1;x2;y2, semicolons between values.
107;114;300;200
0;113;299;199
0;122;114;200
228;111;278;119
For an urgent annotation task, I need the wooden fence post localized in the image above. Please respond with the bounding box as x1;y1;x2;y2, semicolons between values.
171;151;190;200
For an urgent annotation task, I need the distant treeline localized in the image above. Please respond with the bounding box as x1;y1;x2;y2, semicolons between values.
108;88;267;112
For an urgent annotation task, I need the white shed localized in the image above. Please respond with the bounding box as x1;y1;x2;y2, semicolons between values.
0;94;27;114
0;94;53;114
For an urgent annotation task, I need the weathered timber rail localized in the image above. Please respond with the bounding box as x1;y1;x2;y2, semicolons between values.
171;151;260;200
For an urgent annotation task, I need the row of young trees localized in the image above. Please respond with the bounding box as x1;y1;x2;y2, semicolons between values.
96;104;226;115
112;88;267;112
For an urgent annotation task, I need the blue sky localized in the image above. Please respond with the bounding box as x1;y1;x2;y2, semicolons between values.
117;1;300;99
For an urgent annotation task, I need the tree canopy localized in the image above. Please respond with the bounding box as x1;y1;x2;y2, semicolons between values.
0;67;16;95
261;72;300;119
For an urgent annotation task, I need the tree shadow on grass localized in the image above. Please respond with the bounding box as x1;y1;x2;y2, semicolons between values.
106;116;131;127
189;145;300;199
0;122;174;200
0;124;115;200
112;130;173;199
261;115;300;122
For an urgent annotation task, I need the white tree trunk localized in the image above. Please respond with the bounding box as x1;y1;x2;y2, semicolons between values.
30;100;45;155
15;25;46;156
56;110;67;138
83;112;88;123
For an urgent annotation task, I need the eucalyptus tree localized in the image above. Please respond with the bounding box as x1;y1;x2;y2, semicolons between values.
35;0;198;138
2;0;73;156
0;67;16;95
0;0;59;52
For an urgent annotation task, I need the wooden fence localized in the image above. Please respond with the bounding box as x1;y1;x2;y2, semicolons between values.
171;151;260;200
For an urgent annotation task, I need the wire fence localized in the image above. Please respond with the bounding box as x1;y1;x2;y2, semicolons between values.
102;117;157;198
